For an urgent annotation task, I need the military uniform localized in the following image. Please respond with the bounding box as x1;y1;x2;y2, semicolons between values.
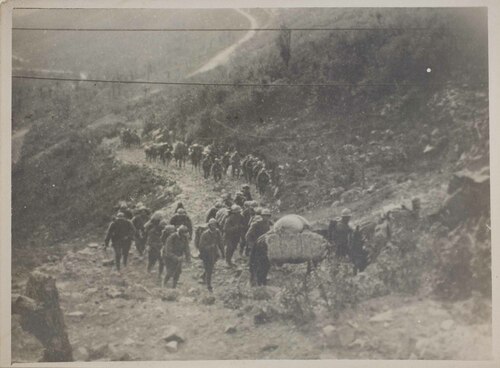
205;207;219;223
199;228;223;291
162;232;191;288
104;217;136;271
202;157;212;179
246;218;271;285
257;170;270;195
145;220;164;273
333;221;353;259
132;213;148;255
223;212;246;266
169;213;193;237
212;161;223;182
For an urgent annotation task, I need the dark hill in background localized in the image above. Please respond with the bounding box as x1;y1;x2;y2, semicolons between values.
128;7;488;210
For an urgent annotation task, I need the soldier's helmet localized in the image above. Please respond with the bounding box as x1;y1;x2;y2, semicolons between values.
208;218;218;226
243;201;252;208
178;225;189;234
242;184;250;190
116;212;126;219
255;207;263;215
231;204;242;213
177;208;187;215
341;208;352;218
261;208;271;216
160;220;169;228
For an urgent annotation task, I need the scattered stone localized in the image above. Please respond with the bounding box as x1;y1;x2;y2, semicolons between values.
261;344;279;352
188;287;198;296
179;296;196;304
102;259;115;267
440;319;455;331
253;307;274;325
67;311;85;318
161;291;178;302
201;295;216;305
322;325;336;338
369;310;393;322
84;287;98;296
225;325;237;334
337;326;357;347
88;343;110;361
165;341;178;353
162;326;186;343
123;338;135;346
78;248;95;256
116;352;131;361
252;287;272;301
88;242;99;248
47;255;59;263
74;346;89;361
106;289;125;299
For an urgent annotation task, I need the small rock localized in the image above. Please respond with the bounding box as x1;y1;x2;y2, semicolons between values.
225;325;237;334
74;346;89;361
123;338;135;346
163;326;185;343
440;319;455;331
179;296;196;304
188;287;198;296
261;344;279;352
161;291;178;302
78;248;95;256
202;295;216;305
369;310;393;322
252;287;271;301
322;325;336;338
165;341;178;353
254;308;273;325
84;287;98;296
337;326;356;347
88;242;99;248
88;343;110;361
106;289;125;299
116;352;131;361
102;259;115;267
67;311;85;318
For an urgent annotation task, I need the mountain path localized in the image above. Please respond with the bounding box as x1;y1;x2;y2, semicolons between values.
15;147;321;361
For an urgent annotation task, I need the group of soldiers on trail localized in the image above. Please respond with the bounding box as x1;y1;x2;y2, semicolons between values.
143;140;277;197
105;140;368;291
103;180;280;292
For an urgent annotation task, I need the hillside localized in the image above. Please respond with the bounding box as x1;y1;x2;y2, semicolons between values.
124;8;488;213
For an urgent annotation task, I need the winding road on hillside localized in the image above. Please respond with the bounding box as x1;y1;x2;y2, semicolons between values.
187;9;259;78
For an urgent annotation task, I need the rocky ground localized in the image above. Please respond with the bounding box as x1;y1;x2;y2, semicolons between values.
11;147;492;362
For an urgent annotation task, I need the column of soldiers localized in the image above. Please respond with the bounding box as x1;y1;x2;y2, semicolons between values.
103;182;275;292
143;139;277;198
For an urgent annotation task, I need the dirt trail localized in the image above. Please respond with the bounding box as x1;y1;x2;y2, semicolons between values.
12;148;321;361
12;147;492;362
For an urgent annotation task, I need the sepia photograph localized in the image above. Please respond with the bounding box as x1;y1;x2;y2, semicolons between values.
3;0;498;364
